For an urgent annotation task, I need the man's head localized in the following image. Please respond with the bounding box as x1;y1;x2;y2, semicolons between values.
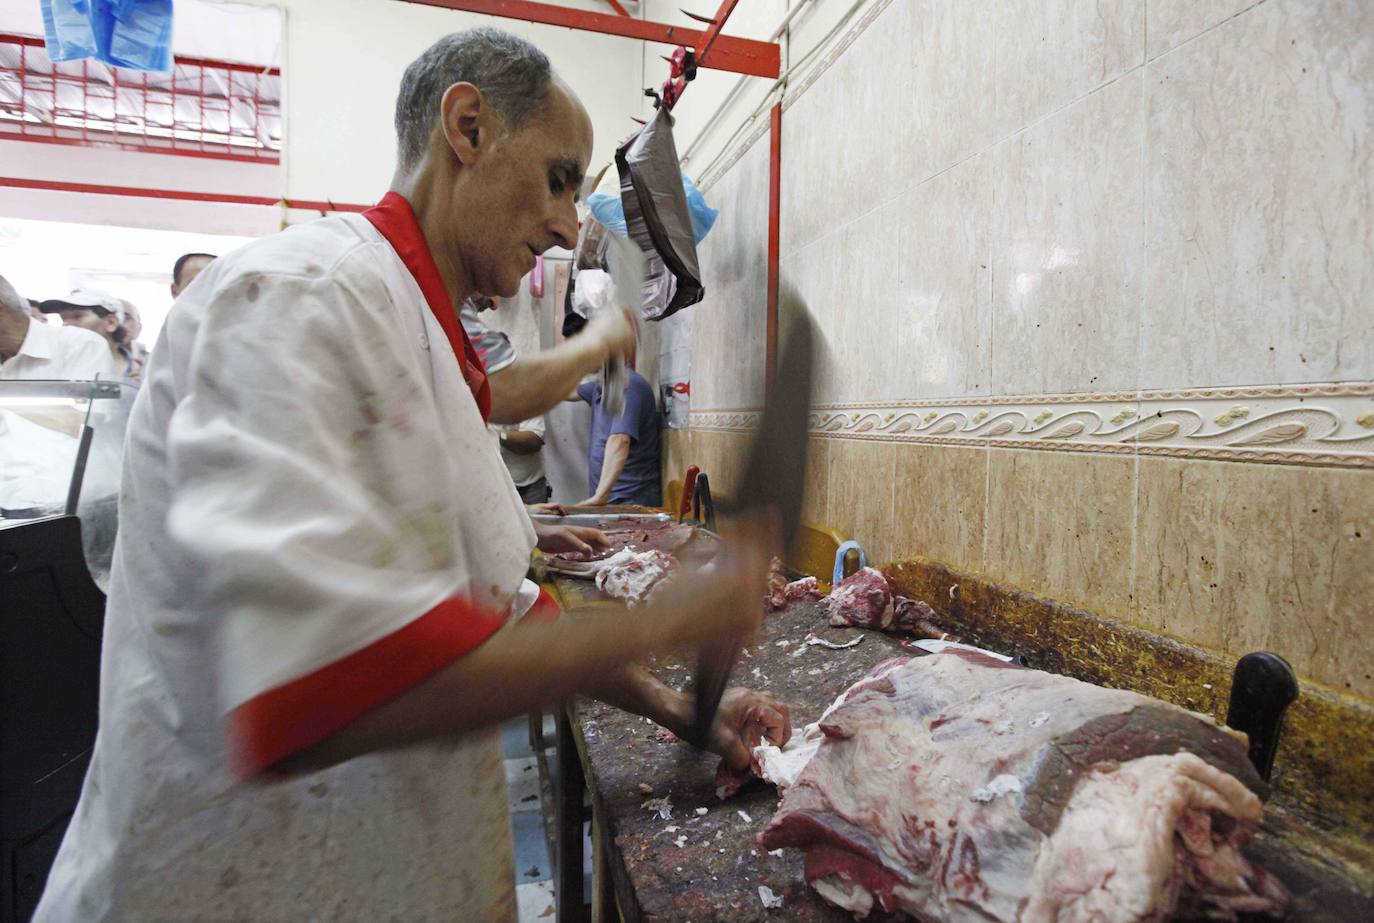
39;290;126;346
0;276;33;358
392;27;593;300
171;252;216;297
121;299;143;342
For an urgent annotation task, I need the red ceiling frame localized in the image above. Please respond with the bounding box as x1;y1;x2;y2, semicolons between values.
0;175;370;214
0;33;282;165
397;0;779;79
602;0;631;16
694;0;739;67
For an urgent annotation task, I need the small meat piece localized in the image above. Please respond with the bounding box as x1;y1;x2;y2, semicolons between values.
824;567;895;629
765;557;789;610
595;549;676;605
758;651;1286;922
892;596;938;633
783;576;822;606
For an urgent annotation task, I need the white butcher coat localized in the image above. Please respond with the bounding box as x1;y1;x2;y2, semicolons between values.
35;193;540;922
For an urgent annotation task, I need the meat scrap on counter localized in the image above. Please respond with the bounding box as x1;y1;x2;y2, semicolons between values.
765;557;821;611
594;548;676;606
824;566;939;634
754;650;1288;922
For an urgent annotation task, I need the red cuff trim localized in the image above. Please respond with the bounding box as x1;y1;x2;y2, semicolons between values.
228;596;507;777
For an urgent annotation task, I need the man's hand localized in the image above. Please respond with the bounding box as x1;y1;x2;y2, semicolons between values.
586;306;636;363
528;502;568;516
534;521;611;558
708;687;792;770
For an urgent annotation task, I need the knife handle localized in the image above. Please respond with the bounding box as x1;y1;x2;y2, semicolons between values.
678;465;700;522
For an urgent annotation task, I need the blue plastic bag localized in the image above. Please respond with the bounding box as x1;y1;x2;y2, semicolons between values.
588;174;719;245
42;0;174;73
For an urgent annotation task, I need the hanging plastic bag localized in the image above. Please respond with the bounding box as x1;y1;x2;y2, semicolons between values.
616;106;704;321
587;173;718;246
42;0;175;72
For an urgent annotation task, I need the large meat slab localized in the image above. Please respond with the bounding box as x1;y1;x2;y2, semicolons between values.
758;651;1288;922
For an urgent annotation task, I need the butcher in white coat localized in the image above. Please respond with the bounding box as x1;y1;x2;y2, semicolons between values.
36;26;788;922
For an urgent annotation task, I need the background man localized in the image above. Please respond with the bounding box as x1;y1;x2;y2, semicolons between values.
38;290;140;380
171;252;216;297
576;365;662;507
0;276;110;380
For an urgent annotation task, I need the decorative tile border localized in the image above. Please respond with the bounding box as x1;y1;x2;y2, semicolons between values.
688;383;1374;469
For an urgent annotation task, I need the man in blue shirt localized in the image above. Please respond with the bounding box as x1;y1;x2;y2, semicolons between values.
576;368;661;507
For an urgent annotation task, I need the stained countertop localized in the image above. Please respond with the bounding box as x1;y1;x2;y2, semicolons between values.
569;598;908;922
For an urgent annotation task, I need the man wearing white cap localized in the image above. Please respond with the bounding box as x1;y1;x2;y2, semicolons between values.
0;275;111;381
39;289;141;380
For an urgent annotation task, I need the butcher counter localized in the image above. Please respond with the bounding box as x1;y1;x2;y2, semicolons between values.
539;568;1374;923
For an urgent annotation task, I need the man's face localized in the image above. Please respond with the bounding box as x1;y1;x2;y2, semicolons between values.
454;82;592;298
172;256;213;296
58;308;119;341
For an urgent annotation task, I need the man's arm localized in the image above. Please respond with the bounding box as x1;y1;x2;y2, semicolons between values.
578;433;630;506
487;307;634;424
499;429;543;455
275;544;770;774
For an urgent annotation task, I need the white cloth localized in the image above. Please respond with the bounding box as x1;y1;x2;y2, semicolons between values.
0;320;111;380
494;415;546;487
36;211;536;922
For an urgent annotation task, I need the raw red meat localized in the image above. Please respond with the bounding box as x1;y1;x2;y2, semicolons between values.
892;596;941;636
757;651;1287;922
766;557;789;609
825;567;896;629
766;558;823;611
826;568;942;637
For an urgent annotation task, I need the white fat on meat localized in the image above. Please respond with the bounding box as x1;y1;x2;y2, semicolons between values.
757;651;1287;923
595;549;676;606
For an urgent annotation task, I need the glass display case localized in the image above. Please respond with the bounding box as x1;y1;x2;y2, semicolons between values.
0;378;138;590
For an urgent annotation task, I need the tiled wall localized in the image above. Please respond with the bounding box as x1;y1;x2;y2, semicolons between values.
677;0;1374;699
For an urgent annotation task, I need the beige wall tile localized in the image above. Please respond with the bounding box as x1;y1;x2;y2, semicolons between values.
985;448;1136;618
1135;457;1374;697
991;73;1145;394
896;154;993;399
1140;0;1374;388
890;442;988;572
838;199;904;404
995;0;1145;133
1145;0;1255;59
780;0;914;256
827;439;898;563
802;437;832;528
781;230;846;406
692;137;769;411
906;0;1000;181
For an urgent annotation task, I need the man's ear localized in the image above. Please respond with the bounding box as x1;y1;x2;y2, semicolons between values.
440;82;489;166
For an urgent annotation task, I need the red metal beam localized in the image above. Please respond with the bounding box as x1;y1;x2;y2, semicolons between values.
602;0;631;16
0;175;369;213
695;0;740;67
397;0;779;78
765;101;781;393
0;133;280;165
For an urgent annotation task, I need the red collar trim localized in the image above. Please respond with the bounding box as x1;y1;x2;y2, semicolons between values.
363;192;491;422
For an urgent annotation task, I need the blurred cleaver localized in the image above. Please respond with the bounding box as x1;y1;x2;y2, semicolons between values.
601;232;646;418
685;306;816;750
